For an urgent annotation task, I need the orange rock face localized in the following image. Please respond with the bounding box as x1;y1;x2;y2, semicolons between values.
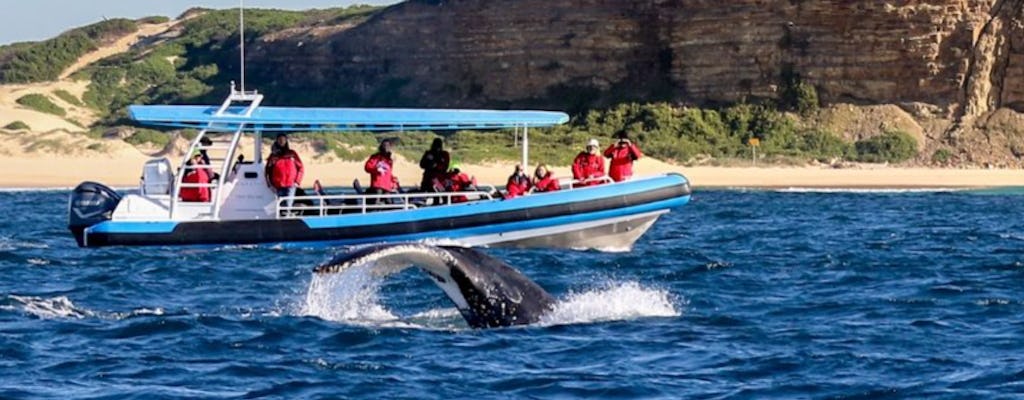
248;0;1024;116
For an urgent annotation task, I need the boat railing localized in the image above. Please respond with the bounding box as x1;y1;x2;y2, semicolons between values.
564;176;615;189
275;186;498;218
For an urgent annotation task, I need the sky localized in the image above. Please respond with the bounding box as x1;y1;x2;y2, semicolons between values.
0;0;400;45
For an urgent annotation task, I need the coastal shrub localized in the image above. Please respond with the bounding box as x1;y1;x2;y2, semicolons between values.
54;89;83;107
124;128;171;147
3;121;30;130
854;131;918;163
777;63;820;115
138;16;171;25
0;19;137;83
799;130;851;160
931;148;953;165
16;94;66;117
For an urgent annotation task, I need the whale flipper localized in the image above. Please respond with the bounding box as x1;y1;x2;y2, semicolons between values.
314;244;556;328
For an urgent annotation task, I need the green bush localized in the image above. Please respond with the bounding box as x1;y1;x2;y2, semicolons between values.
3;121;30;130
800;130;851;160
931;148;953;164
54;89;83;107
854;131;918;163
124;128;171;147
16;94;66;117
0;19;137;83
138;16;171;25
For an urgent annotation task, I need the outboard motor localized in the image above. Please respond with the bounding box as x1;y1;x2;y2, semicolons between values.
68;182;122;247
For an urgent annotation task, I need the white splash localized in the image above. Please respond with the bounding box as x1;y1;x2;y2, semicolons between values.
8;295;94;319
538;281;681;327
298;265;680;329
299;264;399;325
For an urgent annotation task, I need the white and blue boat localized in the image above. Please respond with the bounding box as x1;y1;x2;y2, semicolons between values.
67;87;690;249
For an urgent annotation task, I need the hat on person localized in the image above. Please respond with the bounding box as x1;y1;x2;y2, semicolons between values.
450;162;462;172
190;149;202;158
587;138;599;148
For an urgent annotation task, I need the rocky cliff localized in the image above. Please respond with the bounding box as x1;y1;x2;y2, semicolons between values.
247;0;1024;115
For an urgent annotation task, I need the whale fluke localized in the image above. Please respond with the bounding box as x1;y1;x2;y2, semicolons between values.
314;244;556;328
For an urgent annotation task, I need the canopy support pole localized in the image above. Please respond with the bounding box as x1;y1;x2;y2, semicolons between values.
521;124;529;168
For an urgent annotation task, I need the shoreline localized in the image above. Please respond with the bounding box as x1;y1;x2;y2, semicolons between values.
2;155;1022;190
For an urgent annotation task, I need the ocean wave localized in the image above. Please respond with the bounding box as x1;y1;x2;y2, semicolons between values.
7;295;94;319
4;295;170;321
0;236;50;252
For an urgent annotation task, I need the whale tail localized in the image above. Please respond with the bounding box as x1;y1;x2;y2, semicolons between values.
315;244;555;328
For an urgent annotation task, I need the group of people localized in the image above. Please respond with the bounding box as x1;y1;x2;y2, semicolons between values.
180;130;642;207
505;130;643;198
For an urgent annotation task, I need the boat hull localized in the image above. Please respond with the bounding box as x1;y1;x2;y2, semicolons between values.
74;174;691;249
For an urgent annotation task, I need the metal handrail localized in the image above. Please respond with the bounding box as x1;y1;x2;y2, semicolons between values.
566;176;614;189
275;187;497;218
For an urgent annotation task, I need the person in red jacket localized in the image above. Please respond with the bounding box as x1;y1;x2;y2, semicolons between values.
531;164;560;193
505;164;531;199
265;133;305;211
364;139;399;203
572;138;606;187
440;163;476;203
604;130;643;182
180;151;211;202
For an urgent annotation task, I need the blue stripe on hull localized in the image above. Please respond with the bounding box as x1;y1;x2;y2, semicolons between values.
273;195;689;249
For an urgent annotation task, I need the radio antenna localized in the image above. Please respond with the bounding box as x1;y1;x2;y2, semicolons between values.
239;0;245;92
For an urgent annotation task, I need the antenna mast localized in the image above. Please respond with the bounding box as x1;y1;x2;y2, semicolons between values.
239;0;245;92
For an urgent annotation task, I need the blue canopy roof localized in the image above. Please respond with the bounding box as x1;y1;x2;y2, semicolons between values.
129;105;569;132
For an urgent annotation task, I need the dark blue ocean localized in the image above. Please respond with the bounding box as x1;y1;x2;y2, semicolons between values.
2;188;1023;399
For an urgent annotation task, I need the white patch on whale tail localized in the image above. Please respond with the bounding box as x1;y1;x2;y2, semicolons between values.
537;281;681;327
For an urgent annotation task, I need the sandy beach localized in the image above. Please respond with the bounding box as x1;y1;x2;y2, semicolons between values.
2;149;1021;189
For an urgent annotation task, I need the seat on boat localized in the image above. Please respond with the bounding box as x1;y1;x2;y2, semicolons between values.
140;158;173;195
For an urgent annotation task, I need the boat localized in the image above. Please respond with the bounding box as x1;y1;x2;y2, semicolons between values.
66;4;691;249
67;86;691;249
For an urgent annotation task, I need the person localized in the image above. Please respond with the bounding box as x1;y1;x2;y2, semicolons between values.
265;133;305;212
505;164;531;199
531;164;560;193
419;138;450;192
180;150;211;202
364;139;399;203
439;163;476;203
198;136;221;181
604;130;643;182
572;138;606;187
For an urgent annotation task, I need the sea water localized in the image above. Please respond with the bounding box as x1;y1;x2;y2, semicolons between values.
1;189;1022;398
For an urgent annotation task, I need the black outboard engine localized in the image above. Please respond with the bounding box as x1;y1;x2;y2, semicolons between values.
68;182;122;247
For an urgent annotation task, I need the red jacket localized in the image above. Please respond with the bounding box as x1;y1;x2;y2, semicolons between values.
364;152;398;192
442;171;475;203
604;142;643;182
572;152;606;186
266;150;304;189
533;173;560;193
180;167;211;202
505;173;531;199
